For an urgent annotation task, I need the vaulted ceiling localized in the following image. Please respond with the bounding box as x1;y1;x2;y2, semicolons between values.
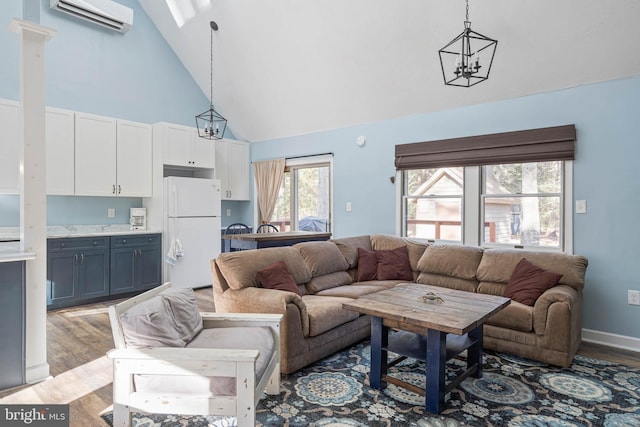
138;0;640;142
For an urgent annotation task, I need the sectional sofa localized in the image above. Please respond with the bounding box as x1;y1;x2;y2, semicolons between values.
210;234;588;374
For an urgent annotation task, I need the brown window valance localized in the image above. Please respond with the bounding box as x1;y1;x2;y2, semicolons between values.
395;124;576;170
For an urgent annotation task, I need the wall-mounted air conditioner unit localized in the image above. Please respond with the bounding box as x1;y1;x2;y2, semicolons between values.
50;0;133;33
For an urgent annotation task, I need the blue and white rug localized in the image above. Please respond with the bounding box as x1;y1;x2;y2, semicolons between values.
103;340;640;426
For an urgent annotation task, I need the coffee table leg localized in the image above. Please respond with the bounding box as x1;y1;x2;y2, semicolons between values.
426;328;446;414
370;316;388;390
468;324;483;378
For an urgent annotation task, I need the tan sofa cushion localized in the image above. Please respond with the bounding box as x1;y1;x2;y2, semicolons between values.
296;241;349;276
332;235;372;268
302;295;360;337
216;247;312;290
417;244;484;280
306;271;352;294
315;284;386;298
476;249;588;291
371;234;429;273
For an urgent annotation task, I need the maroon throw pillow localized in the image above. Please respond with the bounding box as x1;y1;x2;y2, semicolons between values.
357;247;378;281
504;258;562;306
376;246;413;281
257;260;301;295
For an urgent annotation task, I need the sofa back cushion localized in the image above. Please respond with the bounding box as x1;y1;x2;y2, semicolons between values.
295;241;351;294
476;249;588;291
216;247;312;290
371;234;429;276
332;235;372;268
415;244;484;292
296;241;349;276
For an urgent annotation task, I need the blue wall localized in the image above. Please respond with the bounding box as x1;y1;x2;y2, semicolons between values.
0;0;238;226
251;77;640;340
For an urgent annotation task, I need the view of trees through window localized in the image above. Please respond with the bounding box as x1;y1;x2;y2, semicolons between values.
483;161;561;248
272;164;331;232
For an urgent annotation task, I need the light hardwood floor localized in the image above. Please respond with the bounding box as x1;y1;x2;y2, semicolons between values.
1;287;638;427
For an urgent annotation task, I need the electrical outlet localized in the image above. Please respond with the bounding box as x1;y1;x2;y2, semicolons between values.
629;290;640;305
346;202;352;212
107;208;115;218
226;208;231;217
575;200;587;214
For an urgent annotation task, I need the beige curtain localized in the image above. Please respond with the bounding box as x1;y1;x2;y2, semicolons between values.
253;158;286;225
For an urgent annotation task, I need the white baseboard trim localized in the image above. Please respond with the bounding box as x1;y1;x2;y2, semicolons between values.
25;362;51;385
582;328;640;353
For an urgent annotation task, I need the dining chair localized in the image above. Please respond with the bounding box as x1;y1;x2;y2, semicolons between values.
256;223;279;233
225;223;251;235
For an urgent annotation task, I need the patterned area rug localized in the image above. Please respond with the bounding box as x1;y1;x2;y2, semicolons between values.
102;340;640;426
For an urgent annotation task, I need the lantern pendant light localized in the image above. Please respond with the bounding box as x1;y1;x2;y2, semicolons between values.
195;20;227;139
438;0;497;87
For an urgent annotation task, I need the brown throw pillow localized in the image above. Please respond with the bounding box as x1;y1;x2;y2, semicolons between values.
504;258;562;306
357;247;378;281
376;246;413;281
258;260;301;295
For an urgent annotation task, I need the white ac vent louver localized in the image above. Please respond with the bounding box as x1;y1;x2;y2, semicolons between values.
50;0;133;33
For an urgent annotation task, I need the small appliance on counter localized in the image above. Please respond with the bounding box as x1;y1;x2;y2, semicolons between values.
130;208;147;231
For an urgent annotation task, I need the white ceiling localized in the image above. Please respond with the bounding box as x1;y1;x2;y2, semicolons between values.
138;0;640;142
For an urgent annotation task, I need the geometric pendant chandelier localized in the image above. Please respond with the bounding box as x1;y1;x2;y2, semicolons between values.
438;0;497;87
195;20;227;139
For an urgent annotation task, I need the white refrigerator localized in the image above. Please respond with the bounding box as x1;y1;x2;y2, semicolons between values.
164;176;221;289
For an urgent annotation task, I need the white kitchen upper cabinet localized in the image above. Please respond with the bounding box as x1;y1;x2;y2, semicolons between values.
75;113;152;197
116;120;152;197
46;107;75;195
157;122;215;169
75;112;117;196
0;100;20;194
215;139;250;201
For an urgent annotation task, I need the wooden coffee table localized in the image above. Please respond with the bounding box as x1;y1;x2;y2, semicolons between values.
343;283;510;414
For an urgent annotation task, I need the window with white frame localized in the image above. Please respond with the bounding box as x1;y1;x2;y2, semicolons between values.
272;155;332;233
396;125;575;252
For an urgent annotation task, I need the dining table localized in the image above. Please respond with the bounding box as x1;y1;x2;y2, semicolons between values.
222;231;332;252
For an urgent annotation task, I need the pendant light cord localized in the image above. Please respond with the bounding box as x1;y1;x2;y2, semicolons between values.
210;22;214;107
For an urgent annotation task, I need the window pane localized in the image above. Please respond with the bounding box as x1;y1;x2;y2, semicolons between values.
405;197;462;240
296;166;330;231
483;195;560;247
485;162;561;194
403;167;463;241
272;172;291;231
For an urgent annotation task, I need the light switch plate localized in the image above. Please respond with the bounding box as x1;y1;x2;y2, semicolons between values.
107;208;115;218
575;200;587;214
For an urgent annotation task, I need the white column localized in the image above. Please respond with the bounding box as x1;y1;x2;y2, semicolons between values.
9;18;56;384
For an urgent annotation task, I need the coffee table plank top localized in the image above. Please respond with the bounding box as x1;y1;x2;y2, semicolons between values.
342;283;510;335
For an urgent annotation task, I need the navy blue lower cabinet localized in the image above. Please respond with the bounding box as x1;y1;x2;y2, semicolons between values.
47;237;109;309
0;261;25;390
110;234;161;295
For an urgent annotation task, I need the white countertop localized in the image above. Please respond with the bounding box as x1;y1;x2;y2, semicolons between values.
0;241;36;263
0;225;161;262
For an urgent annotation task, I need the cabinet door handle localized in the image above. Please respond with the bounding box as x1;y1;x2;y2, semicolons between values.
113;185;116;194
80;253;84;264
118;185;121;194
74;254;78;264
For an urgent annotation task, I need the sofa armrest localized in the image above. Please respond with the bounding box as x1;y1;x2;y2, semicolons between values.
217;287;309;337
533;284;581;335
